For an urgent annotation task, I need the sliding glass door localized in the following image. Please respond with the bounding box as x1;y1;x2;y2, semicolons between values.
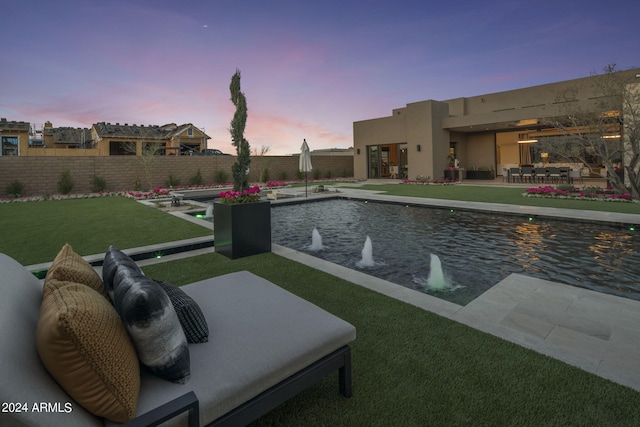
367;143;406;179
368;146;380;178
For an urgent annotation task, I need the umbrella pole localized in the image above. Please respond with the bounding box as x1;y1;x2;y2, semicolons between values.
305;172;308;197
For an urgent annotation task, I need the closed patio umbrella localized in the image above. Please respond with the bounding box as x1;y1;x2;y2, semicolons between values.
299;139;312;197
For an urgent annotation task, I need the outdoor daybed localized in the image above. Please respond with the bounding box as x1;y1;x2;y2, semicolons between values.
0;248;356;427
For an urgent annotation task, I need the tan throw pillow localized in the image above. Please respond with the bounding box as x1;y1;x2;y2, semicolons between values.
36;279;140;423
45;243;107;298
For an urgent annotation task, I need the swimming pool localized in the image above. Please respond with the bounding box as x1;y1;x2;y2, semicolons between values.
270;199;639;305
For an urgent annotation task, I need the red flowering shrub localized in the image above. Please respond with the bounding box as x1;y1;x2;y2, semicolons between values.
218;185;261;204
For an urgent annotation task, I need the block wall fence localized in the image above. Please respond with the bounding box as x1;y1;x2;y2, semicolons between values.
0;155;354;197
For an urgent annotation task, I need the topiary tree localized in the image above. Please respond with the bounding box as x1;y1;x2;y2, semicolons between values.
229;69;251;192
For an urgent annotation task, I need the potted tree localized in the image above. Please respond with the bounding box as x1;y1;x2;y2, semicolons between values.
213;69;271;259
443;153;459;181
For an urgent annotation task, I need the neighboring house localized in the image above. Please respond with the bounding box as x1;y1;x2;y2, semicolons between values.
0;119;210;156
0;118;30;156
44;122;94;149
353;68;640;180
92;122;209;156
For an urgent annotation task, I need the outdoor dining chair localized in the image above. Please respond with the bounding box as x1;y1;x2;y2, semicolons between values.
509;167;521;183
569;169;583;184
521;166;534;183
534;167;548;184
547;167;561;183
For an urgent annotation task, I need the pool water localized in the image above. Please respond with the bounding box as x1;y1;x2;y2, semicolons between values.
270;199;639;305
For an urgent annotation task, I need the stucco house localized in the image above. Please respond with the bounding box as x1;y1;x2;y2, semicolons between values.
353;68;640;181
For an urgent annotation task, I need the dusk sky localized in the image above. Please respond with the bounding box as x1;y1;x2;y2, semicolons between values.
2;0;638;155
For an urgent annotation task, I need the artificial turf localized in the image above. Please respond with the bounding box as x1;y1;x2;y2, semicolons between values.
143;253;640;426
0;196;210;265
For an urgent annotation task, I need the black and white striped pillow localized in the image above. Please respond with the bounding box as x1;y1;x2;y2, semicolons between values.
153;280;209;344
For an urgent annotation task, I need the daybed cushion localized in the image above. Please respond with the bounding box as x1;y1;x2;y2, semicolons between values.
36;279;140;423
111;268;190;384
105;271;357;427
0;253;104;427
153;279;209;344
45;243;107;298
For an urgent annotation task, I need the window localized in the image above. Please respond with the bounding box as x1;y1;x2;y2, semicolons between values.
2;136;18;156
109;141;135;155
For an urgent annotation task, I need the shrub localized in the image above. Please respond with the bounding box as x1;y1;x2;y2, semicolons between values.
313;168;322;179
92;176;107;193
324;170;332;179
556;184;576;192
166;174;180;187
189;169;203;186
260;168;270;183
342;168;349;178
582;185;603;197
58;170;74;195
214;169;228;184
279;171;288;181
5;180;25;198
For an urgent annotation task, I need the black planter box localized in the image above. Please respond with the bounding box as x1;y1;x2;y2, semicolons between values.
466;170;494;180
214;200;272;259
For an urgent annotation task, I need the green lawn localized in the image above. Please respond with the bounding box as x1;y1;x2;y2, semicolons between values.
0;197;211;265
343;183;640;214
143;253;640;426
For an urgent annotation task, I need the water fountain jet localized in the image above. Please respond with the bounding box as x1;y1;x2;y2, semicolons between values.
356;236;376;268
413;254;462;292
426;254;448;290
308;228;324;251
204;204;213;219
